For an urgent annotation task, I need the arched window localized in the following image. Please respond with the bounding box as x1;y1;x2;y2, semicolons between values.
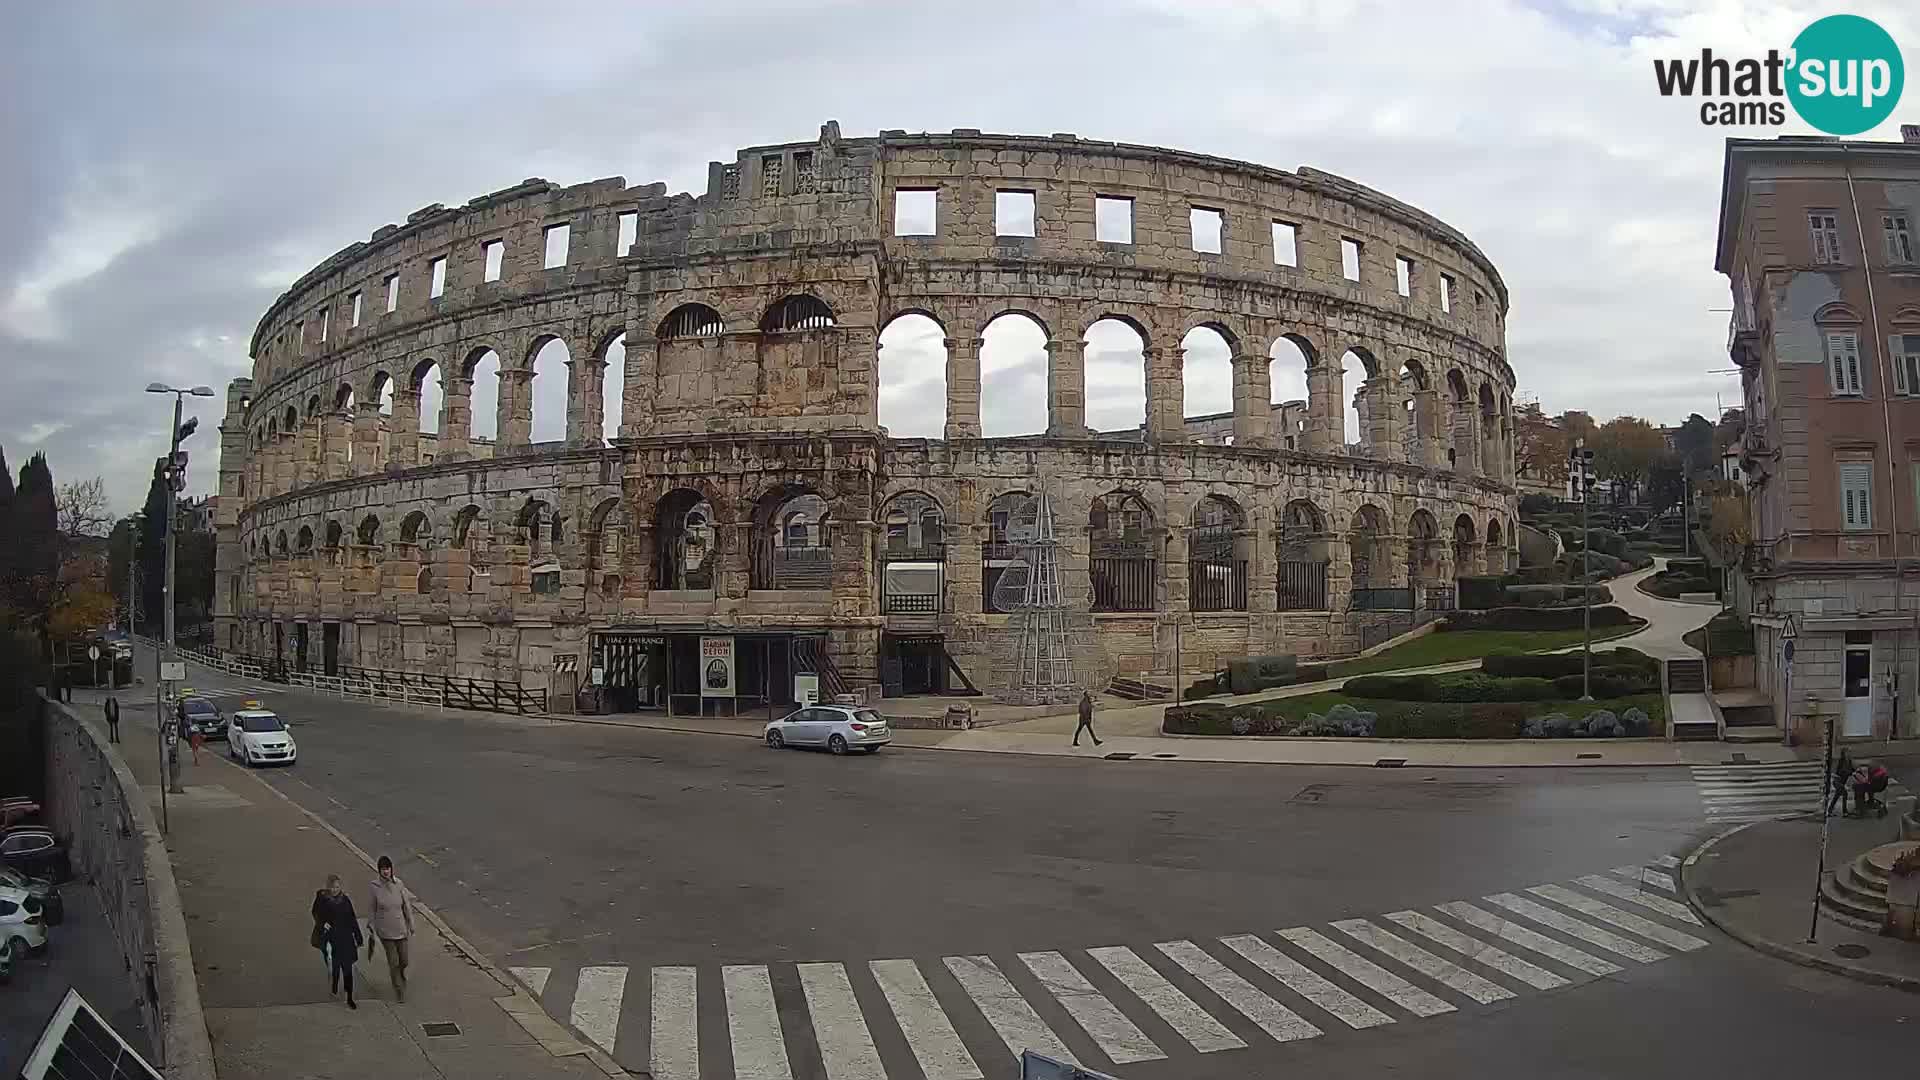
1188;495;1247;612
357;515;381;547
1089;492;1156;612
297;525;314;553
1277;500;1330;610
983;491;1034;613
760;295;835;333
654;489;716;590
1348;504;1398;604
399;511;430;548
752;488;831;589
1407;509;1441;588
659;303;724;340
879;492;946;615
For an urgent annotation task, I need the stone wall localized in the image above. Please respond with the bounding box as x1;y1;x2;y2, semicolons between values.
41;696;215;1077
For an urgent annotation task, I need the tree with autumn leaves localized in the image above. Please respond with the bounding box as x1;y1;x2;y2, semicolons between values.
0;446;118;687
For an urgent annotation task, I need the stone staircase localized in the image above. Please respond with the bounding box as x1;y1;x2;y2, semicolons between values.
1108;676;1172;701
1819;840;1920;931
1667;658;1706;692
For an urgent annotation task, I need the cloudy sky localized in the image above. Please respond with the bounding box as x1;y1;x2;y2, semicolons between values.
6;1;1917;512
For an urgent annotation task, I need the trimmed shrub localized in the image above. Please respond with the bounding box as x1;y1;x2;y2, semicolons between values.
1347;672;1558;702
1227;654;1297;695
1343;675;1436;700
1457;576;1506;610
1184;674;1225;700
1445;606;1638;632
1163;702;1231;734
1622;707;1651;735
1483;652;1583;678
1552;673;1644;698
1292;703;1378;737
1373;703;1527;739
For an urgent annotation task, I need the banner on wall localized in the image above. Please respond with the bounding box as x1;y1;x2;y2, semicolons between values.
700;635;736;697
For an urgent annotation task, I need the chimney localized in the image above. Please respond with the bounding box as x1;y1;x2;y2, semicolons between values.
1904;124;1920;144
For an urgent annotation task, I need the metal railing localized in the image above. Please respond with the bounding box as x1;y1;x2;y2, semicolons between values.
138;636;547;716
1348;586;1415;611
1188;559;1248;612
1424;585;1457;611
1091;557;1157;613
1276;560;1329;611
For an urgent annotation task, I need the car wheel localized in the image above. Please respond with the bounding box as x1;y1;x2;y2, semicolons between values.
828;734;849;755
9;937;29;963
766;730;784;750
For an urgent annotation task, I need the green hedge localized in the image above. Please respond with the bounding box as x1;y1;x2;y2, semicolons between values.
1445;606;1639;632
1552;672;1644;698
1346;670;1631;703
1183;661;1331;700
1163;692;1666;739
1481;646;1658;679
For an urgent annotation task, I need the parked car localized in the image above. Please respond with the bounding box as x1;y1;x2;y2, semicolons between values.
176;695;226;738
0;798;39;829
227;706;297;767
764;705;891;754
0;830;69;884
0;884;49;960
0;865;61;926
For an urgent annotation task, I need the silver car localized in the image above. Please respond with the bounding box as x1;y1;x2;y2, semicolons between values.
764;705;891;754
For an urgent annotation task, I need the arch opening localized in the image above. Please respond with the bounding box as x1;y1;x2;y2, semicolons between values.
879;491;946;615
1085;318;1146;438
980;313;1048;437
1268;335;1314;452
654;489;717;592
1181;326;1234;440
1277;499;1330;610
1189;495;1247;611
878;313;946;438
530;337;570;443
601;333;626;440
1090;491;1157;612
752;487;832;591
468;349;502;442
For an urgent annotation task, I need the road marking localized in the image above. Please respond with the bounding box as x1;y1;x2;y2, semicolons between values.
945;955;1077;1066
1154;939;1321;1044
1609;866;1676;893
723;964;793;1080
1328;919;1515;1005
798;962;886;1080
1652;854;1679;868
508;966;550;996
1530;886;1710;952
1020;951;1165;1065
1277;927;1454;1017
1435;901;1622;977
1383;910;1570;991
1572;874;1703;924
570;965;627;1055
651;967;698;1080
1085;946;1244;1053
1482;894;1667;963
1217;934;1393;1030
869;959;982;1080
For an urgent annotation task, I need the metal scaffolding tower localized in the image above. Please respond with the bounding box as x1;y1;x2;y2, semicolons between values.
997;490;1078;705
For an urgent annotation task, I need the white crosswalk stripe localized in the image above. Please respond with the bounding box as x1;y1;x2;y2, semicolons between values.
1572;874;1702;925
1528;885;1710;952
723;965;793;1080
1481;893;1668;963
1609;866;1676;893
1435;901;1624;977
1652;854;1680;868
1687;762;1908;823
1278;927;1454;1017
1085;946;1245;1053
1382;910;1570;991
945;955;1078;1066
869;959;981;1080
1019;951;1165;1064
1155;939;1322;1044
570;966;627;1055
1328;919;1516;1005
799;963;887;1080
650;966;699;1080
1219;934;1393;1030
521;860;1713;1076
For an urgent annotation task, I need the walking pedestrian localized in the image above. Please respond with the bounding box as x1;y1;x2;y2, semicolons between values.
1072;690;1102;747
1826;749;1853;816
103;695;120;744
367;855;414;1003
311;875;364;1008
178;705;202;765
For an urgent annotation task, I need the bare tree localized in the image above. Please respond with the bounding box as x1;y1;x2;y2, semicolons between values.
56;477;113;539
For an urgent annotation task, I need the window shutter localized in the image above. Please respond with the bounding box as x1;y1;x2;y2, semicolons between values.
1811;216;1830;263
1847;339;1863;395
1841;462;1873;530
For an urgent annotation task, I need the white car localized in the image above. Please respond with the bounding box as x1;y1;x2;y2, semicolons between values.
227;705;297;766
0;884;49;958
764;705;891;754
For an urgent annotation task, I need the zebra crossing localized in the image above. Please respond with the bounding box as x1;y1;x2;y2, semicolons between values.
177;684;281;703
506;858;1706;1078
1690;761;1909;823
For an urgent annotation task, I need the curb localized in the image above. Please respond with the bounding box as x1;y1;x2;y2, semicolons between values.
1679;820;1920;993
211;750;626;1076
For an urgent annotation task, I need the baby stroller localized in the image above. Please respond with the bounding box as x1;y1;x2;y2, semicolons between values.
1847;763;1891;818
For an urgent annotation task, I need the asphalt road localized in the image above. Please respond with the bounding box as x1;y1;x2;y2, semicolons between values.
155;661;1917;1079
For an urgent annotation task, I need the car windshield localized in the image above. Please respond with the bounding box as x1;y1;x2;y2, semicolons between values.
184;701;217;716
238;714;284;732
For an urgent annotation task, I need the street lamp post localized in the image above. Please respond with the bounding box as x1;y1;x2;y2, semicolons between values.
146;382;214;829
1570;441;1597;700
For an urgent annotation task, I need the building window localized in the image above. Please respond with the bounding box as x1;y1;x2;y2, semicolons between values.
1893;333;1920;397
1809;210;1843;264
294;320;304;350
793;152;815;194
1095;196;1133;244
1272;221;1297;266
385;273;399;313
483;239;504;282
996;191;1035;237
720;165;740;201
1439;274;1453;313
761;154;784;197
1825;331;1864;395
428;257;447;298
543;224;569;269
1840;461;1873;531
617;212;637;255
1884;212;1915;264
1189;207;1223;254
894;189;936;236
531;566;561;594
1341;238;1362;281
1395;256;1413;297
318;306;329;342
349;291;362;327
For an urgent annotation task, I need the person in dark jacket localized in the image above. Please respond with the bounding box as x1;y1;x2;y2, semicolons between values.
103;696;120;744
312;874;365;1008
1827;749;1854;816
1072;690;1101;747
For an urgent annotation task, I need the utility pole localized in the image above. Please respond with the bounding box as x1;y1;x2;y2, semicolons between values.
1571;440;1596;700
146;382;214;824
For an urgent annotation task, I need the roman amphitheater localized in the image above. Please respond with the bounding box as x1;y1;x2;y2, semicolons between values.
214;122;1518;716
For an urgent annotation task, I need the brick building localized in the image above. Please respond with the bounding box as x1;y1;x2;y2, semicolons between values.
1720;129;1920;744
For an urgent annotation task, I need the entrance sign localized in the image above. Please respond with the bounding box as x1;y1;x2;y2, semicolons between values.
700;635;736;697
160;661;186;682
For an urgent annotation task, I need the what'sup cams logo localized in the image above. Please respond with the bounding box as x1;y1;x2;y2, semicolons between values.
1653;14;1904;134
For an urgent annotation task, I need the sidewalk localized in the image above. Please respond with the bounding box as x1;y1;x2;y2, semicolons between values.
1682;813;1920;990
74;686;610;1080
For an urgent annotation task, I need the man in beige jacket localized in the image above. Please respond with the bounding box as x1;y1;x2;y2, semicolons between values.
368;855;414;1002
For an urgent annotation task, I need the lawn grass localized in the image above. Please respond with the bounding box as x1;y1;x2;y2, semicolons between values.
1327;624;1644;678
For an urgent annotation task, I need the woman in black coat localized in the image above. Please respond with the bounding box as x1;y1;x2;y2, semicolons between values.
311;874;365;1008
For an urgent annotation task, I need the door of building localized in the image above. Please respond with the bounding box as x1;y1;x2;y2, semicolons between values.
293;623;309;673
1842;641;1873;737
322;623;340;675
